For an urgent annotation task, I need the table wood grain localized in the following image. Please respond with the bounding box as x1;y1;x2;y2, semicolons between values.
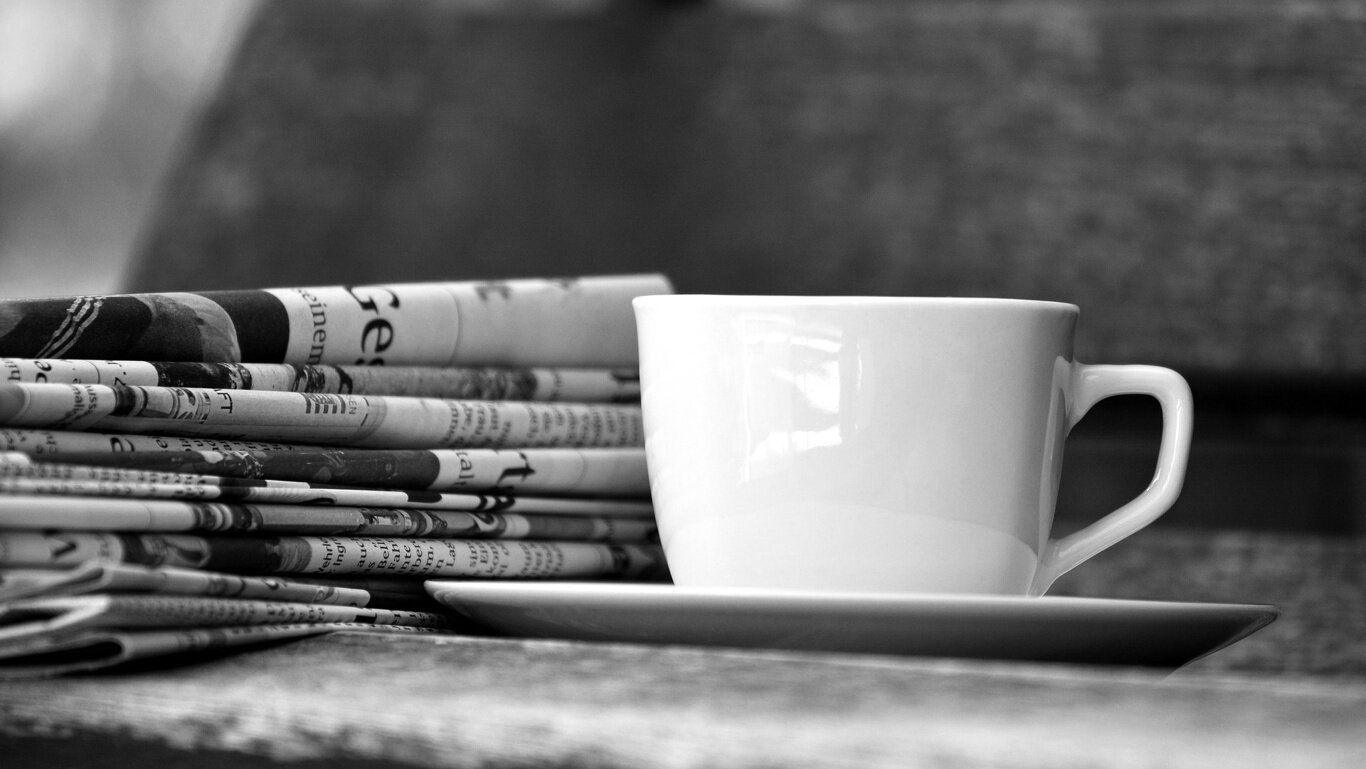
2;631;1364;769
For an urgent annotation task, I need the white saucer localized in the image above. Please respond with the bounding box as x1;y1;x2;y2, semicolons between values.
425;581;1278;668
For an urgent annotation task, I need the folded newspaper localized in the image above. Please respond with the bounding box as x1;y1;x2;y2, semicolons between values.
0;622;445;678
0;358;641;402
0;273;673;675
0;561;476;677
0;561;378;604
0;274;671;367
1;445;652;496
0;383;645;449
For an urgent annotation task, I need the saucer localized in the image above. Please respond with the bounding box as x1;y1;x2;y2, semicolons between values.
424;581;1278;668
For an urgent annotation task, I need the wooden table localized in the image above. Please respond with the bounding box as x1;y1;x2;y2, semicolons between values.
2;630;1363;769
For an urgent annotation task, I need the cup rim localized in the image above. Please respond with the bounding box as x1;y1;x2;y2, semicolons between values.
633;294;1080;313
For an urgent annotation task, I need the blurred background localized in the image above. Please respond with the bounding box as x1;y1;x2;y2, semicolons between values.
1;0;1363;538
0;0;255;297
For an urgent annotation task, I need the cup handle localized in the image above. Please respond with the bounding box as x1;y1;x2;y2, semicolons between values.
1029;364;1194;596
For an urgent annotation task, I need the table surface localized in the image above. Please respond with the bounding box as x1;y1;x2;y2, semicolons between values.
2;629;1364;769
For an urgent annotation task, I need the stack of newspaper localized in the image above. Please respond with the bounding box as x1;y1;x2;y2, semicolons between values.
0;274;672;675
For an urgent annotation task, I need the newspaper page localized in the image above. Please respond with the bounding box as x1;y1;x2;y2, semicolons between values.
0;273;672;366
0;594;453;644
0;382;645;449
0;622;447;679
0;561;374;605
0;494;658;539
0;531;669;579
0;427;312;455
0;475;655;516
1;358;641;402
0;451;312;489
16;446;651;497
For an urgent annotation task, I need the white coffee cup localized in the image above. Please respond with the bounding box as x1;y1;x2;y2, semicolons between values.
633;295;1192;596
